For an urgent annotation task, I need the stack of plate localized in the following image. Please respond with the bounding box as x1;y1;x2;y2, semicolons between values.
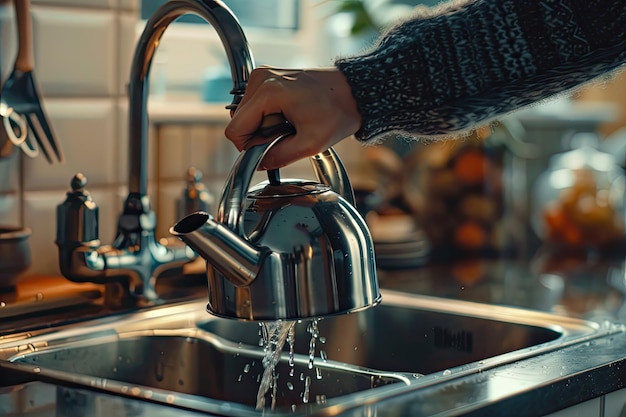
368;214;430;269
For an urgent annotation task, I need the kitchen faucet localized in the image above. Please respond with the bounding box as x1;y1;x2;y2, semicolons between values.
56;0;254;301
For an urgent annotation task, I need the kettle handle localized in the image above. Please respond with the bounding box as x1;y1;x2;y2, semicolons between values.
218;114;356;234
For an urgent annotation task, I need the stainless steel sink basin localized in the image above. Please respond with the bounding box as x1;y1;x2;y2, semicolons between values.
0;290;607;415
4;330;404;410
200;293;562;376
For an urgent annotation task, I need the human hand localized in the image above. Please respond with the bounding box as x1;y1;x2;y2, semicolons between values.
225;67;362;170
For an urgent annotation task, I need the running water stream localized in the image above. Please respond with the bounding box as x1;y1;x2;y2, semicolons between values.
255;319;323;410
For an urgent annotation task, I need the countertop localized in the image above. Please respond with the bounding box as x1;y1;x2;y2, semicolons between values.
1;254;626;416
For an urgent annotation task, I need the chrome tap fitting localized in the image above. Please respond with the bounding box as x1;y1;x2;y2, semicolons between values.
56;173;194;300
56;0;254;301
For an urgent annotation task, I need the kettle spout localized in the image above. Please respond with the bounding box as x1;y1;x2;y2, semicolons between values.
170;212;262;286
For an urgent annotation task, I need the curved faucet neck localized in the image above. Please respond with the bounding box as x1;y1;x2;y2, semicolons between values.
127;0;254;198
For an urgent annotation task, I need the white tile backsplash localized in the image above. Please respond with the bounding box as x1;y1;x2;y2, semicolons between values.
22;189;65;276
22;98;118;190
0;2;16;78
117;11;139;96
33;6;117;97
0;149;19;192
0;191;20;228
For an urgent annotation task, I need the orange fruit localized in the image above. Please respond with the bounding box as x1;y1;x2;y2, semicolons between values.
453;149;487;185
454;221;487;249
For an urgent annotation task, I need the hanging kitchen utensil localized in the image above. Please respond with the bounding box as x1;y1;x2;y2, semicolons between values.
1;71;38;160
0;0;63;163
2;108;38;158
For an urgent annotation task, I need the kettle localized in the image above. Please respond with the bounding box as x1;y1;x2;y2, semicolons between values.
170;117;380;321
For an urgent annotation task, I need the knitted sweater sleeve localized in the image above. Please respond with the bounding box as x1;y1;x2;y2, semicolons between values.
334;0;626;143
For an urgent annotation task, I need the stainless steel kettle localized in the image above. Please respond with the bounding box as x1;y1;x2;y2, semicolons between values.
170;118;380;321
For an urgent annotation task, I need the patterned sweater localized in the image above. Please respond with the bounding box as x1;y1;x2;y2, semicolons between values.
335;0;625;143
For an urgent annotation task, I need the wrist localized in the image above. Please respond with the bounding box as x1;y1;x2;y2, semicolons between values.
329;67;362;136
308;67;361;138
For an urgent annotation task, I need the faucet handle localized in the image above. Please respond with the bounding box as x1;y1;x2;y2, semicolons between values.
177;167;214;218
56;173;99;245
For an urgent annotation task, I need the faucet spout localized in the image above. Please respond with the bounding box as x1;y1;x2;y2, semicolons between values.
56;0;254;302
128;0;254;196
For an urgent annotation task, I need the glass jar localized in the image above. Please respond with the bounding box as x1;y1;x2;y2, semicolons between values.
402;128;511;260
532;133;625;252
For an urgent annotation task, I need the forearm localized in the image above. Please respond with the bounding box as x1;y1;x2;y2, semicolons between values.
335;0;626;143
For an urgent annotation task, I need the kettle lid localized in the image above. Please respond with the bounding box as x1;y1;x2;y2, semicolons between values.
247;181;331;199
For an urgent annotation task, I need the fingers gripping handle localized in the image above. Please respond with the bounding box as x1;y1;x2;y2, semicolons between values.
258;113;296;185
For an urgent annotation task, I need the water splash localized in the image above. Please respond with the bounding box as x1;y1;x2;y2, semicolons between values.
302;375;312;403
256;320;296;410
307;319;321;369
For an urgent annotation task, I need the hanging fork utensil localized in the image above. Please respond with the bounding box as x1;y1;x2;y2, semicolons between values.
0;0;63;163
2;107;39;158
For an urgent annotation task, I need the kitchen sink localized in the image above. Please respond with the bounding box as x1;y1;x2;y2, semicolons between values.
200;293;562;376
0;290;607;415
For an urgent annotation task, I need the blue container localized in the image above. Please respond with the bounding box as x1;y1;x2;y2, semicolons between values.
202;67;232;103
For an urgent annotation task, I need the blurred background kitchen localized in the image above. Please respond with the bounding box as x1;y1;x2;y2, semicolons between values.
0;0;624;300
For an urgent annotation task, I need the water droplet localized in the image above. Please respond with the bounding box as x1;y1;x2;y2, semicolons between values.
302;375;311;403
320;350;328;362
166;394;176;404
287;382;294;390
33;367;41;373
155;361;165;381
0;302;6;308
315;367;322;380
243;363;251;373
35;292;44;301
316;394;327;404
442;369;452;376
